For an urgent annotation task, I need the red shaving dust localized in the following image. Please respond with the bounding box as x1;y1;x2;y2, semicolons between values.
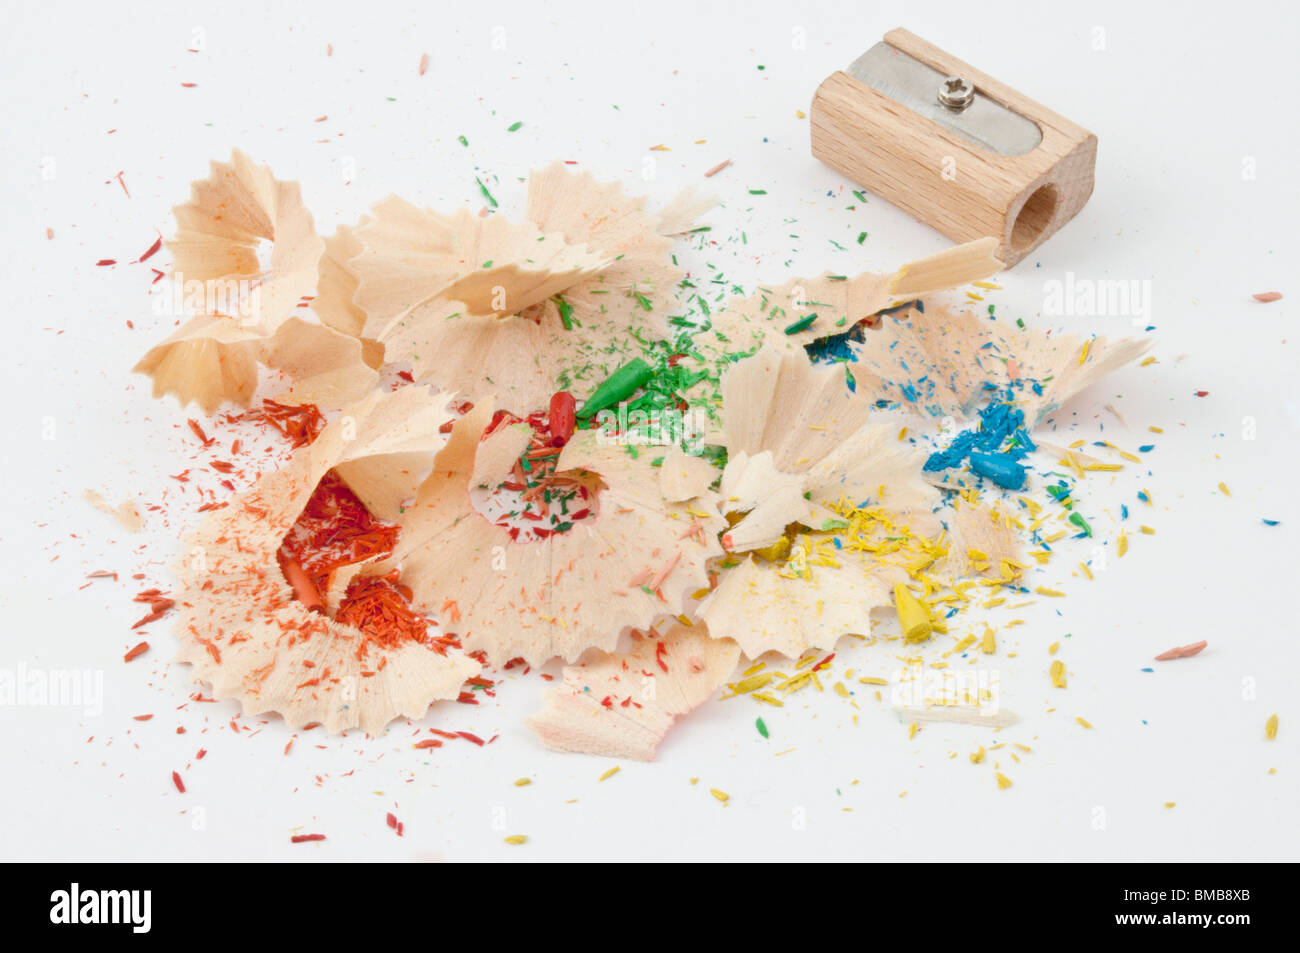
277;472;452;658
482;391;601;541
336;570;456;658
279;472;399;595
227;399;326;449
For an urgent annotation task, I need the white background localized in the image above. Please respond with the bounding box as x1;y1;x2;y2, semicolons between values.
1;0;1296;861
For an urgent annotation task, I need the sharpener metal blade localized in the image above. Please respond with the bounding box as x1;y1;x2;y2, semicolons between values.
846;42;1042;156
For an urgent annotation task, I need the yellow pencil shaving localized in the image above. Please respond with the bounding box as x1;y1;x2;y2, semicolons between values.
709;788;730;803
970;746;985;764
504;835;527;845
858;676;888;686
1035;586;1066;597
1149;426;1163;433
981;628;996;654
1218;482;1231;497
1050;659;1067;688
514;778;532;787
1266;714;1278;740
893;583;934;644
908;723;918;739
972;280;1001;290
1118;532;1128;558
1049;641;1060;655
996;772;1013;789
731;672;773;694
1077;716;1093;729
1140;525;1155;535
598;766;620;782
1140;356;1157;366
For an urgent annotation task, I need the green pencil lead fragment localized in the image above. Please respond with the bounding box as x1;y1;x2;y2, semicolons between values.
577;358;654;418
458;135;469;147
554;294;576;330
756;718;769;739
784;313;817;335
507;121;523;132
1069;511;1093;537
857;231;867;244
475;176;498;209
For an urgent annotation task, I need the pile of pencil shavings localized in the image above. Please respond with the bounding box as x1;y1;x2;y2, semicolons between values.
131;149;1150;757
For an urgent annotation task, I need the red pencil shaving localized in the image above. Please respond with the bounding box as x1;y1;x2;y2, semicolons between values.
290;833;326;843
1154;640;1207;661
1252;291;1282;303
704;159;732;178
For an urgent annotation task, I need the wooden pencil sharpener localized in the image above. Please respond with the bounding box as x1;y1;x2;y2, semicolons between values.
811;28;1097;267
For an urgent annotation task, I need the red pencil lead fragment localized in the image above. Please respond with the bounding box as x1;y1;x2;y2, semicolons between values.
1154;640;1207;661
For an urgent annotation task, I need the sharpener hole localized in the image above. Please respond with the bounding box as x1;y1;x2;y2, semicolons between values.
1010;184;1059;254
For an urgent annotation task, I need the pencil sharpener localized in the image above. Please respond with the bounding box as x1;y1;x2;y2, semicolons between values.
811;28;1097;267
